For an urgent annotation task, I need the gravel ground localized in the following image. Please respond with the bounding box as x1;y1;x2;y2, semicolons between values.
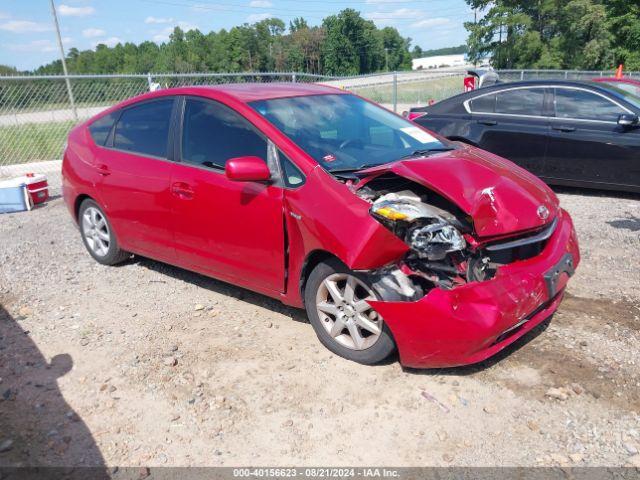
1;186;639;468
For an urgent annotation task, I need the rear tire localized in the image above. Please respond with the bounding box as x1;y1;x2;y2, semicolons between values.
78;199;130;265
304;258;396;365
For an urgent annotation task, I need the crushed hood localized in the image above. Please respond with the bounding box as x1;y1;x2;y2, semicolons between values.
362;147;559;238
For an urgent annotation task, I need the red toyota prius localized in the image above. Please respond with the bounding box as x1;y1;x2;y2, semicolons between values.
62;83;580;368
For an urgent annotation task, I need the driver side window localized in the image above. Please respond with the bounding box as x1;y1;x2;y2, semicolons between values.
181;98;267;169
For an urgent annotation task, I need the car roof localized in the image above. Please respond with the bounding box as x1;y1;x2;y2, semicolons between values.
593;77;640;86
169;82;346;102
413;79;622;113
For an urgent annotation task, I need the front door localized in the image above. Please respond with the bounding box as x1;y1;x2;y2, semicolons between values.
170;96;285;295
544;87;640;188
468;87;549;176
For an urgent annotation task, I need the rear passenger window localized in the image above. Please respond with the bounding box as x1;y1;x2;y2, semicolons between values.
495;88;545;116
113;99;174;158
469;93;496;113
181;98;267;169
89;112;117;146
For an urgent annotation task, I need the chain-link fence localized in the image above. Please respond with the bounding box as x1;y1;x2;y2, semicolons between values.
1;68;635;196
496;69;640;81
0;70;469;195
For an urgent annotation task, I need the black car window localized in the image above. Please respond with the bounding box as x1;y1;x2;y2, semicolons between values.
181;98;267;169
113;99;173;158
554;88;625;122
495;88;545;116
469;93;496;113
89;112;118;146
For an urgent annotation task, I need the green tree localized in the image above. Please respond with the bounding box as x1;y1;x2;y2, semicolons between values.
464;0;626;70
322;9;385;75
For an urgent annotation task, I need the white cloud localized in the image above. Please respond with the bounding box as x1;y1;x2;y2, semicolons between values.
7;39;57;53
0;20;51;33
365;8;423;20
82;28;106;38
145;16;174;24
93;36;122;48
249;0;273;7
410;17;452;28
58;4;95;16
247;12;271;22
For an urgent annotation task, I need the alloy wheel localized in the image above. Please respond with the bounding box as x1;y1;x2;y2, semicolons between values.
82;206;111;257
315;273;382;350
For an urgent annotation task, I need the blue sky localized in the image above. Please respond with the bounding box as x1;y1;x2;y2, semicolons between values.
0;0;474;71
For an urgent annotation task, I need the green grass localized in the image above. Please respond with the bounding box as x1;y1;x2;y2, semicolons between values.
352;76;463;105
0;120;75;164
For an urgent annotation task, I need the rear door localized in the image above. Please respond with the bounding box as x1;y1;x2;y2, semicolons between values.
545;87;640;187
169;96;285;295
95;97;177;261
465;87;550;176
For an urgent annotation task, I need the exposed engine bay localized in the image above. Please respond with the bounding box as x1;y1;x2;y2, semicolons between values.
349;173;552;301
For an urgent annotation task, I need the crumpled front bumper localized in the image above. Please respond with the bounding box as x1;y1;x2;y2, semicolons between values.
368;208;580;368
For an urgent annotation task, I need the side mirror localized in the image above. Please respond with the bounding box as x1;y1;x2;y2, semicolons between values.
225;156;271;182
618;113;639;128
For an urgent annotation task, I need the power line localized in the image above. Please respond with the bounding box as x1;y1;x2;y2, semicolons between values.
136;0;473;22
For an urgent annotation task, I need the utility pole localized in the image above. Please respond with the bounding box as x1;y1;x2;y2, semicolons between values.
49;0;77;121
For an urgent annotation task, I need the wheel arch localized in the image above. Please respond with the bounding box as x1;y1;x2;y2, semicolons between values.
74;193;95;221
299;249;345;306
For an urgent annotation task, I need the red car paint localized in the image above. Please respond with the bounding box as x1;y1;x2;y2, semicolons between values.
63;83;580;368
593;77;640;97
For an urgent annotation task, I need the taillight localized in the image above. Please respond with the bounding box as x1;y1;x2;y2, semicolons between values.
407;112;427;121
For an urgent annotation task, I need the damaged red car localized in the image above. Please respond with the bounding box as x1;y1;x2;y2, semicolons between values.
62;84;580;368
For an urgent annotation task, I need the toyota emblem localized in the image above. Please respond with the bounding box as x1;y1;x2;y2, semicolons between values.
537;205;550;220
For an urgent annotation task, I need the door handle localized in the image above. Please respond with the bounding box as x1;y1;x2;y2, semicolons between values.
477;120;497;126
96;164;110;176
552;125;576;132
171;182;194;199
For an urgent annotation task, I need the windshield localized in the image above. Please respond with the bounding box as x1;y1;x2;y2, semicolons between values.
250;94;447;172
595;82;640;110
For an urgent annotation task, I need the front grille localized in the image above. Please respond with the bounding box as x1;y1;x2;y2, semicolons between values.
483;218;557;264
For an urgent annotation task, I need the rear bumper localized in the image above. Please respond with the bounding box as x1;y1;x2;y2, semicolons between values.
368;209;580;368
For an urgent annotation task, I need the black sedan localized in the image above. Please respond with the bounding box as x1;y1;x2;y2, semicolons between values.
409;80;640;193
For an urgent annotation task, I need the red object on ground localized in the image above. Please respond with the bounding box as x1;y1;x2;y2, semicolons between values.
464;76;476;92
9;173;49;205
615;64;624;79
61;83;580;368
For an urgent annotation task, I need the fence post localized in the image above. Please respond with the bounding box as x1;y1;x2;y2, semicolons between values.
392;71;398;113
147;73;153;91
520;70;524;80
292;73;296;83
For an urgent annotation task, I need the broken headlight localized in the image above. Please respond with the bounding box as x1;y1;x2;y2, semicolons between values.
408;222;466;261
371;196;466;261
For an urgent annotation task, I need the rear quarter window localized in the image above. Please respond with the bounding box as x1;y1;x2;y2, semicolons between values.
89;112;118;146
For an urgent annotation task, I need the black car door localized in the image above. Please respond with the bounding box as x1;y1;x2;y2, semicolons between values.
465;87;550;176
544;87;640;188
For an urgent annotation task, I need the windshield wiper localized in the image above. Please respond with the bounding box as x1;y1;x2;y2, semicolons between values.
329;163;386;174
399;147;455;160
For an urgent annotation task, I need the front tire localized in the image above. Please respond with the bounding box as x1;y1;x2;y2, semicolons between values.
78;199;130;265
304;258;396;365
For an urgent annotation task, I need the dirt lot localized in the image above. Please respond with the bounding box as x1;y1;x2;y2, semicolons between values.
1;187;640;468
